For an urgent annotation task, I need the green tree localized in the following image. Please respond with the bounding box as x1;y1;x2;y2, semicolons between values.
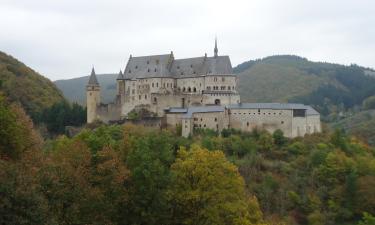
122;130;175;224
358;212;375;225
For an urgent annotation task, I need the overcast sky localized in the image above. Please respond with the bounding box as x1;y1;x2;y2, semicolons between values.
1;0;374;80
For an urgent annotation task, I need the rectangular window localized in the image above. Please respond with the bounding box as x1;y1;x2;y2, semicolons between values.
293;109;306;117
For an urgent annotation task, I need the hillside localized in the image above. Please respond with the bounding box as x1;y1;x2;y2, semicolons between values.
235;55;375;117
332;109;375;146
55;74;117;105
0;51;64;121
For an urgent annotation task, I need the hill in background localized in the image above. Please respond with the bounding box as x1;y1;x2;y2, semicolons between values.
55;74;117;105
0;51;64;121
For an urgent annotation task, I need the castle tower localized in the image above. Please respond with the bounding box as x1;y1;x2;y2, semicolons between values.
116;69;125;103
86;67;100;123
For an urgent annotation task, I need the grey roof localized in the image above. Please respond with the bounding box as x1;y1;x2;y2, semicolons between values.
88;67;99;86
122;53;233;79
167;108;188;113
123;54;173;79
116;70;124;80
167;103;319;119
228;103;320;115
305;106;320;116
182;106;225;119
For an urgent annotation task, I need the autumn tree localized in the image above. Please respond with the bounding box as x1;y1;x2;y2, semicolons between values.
167;145;262;225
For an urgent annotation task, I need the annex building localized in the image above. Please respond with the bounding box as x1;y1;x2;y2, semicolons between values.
86;40;321;137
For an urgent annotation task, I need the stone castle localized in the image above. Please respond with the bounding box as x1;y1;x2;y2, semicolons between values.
86;40;321;137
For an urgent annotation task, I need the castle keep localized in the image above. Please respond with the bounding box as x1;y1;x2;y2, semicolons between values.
86;40;321;137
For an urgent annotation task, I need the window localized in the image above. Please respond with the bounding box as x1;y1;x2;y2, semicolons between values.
156;83;159;87
193;87;197;92
228;86;231;90
190;64;193;68
214;118;217;122
152;83;154;87
145;95;147;99
148;69;150;72
147;60;149;64
154;97;157;103
222;77;225;82
135;66;138;69
281;121;284;124
293;109;306;117
188;87;191;92
139;95;141;100
132;89;135;94
177;66;180;69
154;68;157;72
129;70;131;73
247;122;249;126
181;72;184;75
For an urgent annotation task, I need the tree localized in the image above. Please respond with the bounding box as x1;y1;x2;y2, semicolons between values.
273;129;287;147
167;145;260;225
358;212;375;225
122;130;175;224
0;94;42;160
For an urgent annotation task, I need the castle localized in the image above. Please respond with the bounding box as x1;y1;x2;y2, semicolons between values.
86;40;321;137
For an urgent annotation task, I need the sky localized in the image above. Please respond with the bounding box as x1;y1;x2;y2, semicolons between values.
0;0;374;80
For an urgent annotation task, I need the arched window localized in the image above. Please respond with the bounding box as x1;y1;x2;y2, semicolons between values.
228;86;231;90
188;87;191;92
183;87;186;92
154;97;157;103
193;87;197;92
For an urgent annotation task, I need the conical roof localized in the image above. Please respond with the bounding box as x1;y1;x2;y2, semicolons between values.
88;67;99;85
116;69;124;80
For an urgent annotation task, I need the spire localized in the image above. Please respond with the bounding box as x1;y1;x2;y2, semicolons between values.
117;69;124;80
214;37;218;58
88;67;99;86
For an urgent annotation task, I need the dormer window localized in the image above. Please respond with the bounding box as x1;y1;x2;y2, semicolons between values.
147;61;149;64
190;64;193;68
177;66;180;69
154;68;157;72
129;70;131;73
148;69;150;72
135;66;138;69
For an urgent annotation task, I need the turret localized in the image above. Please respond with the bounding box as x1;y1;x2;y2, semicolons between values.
214;37;218;58
86;67;100;123
116;69;125;102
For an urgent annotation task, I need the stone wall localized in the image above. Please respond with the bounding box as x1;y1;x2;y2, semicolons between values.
86;85;100;123
229;108;294;137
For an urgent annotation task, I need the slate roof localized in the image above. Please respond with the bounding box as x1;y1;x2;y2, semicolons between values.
176;106;226;119
228;103;320;115
87;67;99;86
116;70;124;80
122;53;233;79
166;103;320;119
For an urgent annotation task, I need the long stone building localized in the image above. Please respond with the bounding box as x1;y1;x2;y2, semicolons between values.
86;40;321;137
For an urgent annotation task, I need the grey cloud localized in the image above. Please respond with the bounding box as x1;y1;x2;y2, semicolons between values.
0;0;374;80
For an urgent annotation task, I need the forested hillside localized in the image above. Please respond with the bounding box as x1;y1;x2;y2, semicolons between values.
0;51;64;121
235;55;375;118
0;52;86;135
1;98;374;225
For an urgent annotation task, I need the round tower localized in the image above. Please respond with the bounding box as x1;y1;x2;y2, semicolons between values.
86;67;100;123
